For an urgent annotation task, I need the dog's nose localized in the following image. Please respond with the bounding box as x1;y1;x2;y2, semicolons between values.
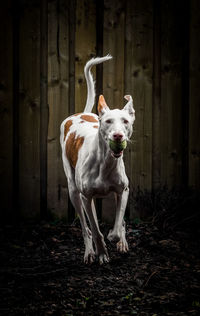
113;133;123;141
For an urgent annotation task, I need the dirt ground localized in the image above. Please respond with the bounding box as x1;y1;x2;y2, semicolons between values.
0;216;200;316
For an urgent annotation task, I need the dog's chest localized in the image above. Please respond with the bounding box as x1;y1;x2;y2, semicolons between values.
76;163;128;197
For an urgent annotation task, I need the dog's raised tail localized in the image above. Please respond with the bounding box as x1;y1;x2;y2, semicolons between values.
84;55;112;113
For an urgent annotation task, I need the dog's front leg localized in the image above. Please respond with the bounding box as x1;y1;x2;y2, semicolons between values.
81;194;109;264
107;188;129;253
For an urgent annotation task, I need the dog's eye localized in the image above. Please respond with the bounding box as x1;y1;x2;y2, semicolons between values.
105;119;112;124
123;119;129;124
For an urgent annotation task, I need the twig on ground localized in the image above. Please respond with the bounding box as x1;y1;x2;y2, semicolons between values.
143;270;158;288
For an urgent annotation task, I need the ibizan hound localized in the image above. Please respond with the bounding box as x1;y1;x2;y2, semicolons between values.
60;55;135;264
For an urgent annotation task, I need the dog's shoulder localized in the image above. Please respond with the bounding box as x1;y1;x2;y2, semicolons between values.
62;113;99;140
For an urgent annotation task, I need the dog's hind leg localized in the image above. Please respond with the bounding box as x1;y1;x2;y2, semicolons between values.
68;180;95;264
81;195;109;264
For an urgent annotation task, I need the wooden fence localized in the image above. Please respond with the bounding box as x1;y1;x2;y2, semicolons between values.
0;0;200;221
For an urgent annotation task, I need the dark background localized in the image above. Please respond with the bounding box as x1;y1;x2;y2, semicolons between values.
0;0;200;222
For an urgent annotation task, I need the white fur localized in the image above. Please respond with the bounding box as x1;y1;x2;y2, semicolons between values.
84;55;112;113
60;56;135;264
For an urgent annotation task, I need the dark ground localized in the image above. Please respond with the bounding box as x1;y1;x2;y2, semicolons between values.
0;210;200;316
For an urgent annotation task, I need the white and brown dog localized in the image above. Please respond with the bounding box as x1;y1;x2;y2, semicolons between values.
60;55;135;264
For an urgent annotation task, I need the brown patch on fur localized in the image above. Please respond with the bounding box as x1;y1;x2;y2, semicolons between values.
66;132;84;168
93;125;98;129
98;95;109;115
64;120;73;140
81;114;98;123
80;120;85;123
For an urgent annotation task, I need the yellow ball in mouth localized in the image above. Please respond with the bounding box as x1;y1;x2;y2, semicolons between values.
109;139;127;154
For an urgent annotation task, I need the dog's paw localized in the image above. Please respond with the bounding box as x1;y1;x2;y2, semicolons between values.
84;250;96;264
116;239;129;253
107;229;120;243
96;244;109;264
99;253;110;265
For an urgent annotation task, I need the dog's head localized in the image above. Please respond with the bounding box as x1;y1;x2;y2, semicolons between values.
98;95;135;158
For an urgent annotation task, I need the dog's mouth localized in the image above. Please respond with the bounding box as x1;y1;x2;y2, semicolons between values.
108;139;127;159
111;151;123;158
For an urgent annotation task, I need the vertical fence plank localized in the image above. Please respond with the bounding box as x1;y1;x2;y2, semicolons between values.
75;0;96;114
181;0;190;188
12;0;20;219
19;0;41;218
103;0;125;108
152;0;161;192
189;0;200;190
47;0;70;219
68;0;76;117
160;1;185;188
124;0;153;219
40;0;48;218
0;0;13;218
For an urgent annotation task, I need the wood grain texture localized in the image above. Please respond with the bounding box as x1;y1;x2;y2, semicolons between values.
47;0;70;219
189;0;200;189
40;0;48;218
160;0;185;187
103;0;125;109
19;0;41;218
69;0;76;117
181;0;190;188
75;0;96;113
0;0;13;217
124;0;153;196
152;0;161;191
12;0;20;219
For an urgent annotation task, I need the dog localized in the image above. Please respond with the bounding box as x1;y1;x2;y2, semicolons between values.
60;55;135;264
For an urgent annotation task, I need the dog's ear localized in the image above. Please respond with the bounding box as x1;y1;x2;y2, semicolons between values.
98;95;109;117
123;95;135;118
